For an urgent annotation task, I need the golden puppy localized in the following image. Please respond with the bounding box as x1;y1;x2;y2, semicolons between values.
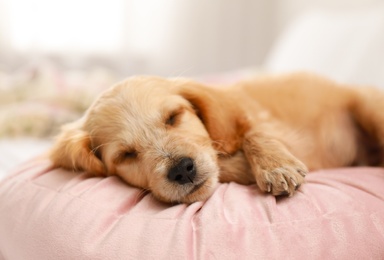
50;72;384;203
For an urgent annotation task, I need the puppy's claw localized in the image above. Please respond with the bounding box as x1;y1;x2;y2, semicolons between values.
298;169;307;177
290;178;301;190
282;181;288;191
267;183;272;193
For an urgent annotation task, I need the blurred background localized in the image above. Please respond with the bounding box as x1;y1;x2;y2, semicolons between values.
1;0;384;174
1;0;383;77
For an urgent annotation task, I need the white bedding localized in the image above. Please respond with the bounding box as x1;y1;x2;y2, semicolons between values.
0;139;51;180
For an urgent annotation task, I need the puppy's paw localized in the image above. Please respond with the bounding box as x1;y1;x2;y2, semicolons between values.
256;157;308;196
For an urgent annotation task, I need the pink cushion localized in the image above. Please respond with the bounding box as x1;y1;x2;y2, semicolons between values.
1;159;384;259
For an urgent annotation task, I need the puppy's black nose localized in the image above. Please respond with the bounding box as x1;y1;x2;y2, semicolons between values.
167;157;196;184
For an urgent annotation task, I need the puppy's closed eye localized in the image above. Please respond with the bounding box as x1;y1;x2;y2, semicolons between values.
166;113;177;126
114;149;138;164
165;108;185;127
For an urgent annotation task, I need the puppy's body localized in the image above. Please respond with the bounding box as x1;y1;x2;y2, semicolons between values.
50;72;384;203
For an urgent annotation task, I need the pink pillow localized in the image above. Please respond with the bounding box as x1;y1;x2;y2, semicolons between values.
1;159;384;259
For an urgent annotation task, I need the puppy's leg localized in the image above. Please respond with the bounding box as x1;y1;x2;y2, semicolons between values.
242;132;308;196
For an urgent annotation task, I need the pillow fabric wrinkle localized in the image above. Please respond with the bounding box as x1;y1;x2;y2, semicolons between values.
1;160;384;259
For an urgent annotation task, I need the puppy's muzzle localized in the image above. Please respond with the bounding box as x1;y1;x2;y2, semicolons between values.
167;157;196;184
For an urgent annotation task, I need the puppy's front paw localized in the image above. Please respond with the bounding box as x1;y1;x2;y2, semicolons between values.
256;157;308;196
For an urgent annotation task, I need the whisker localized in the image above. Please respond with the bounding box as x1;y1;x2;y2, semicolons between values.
89;141;115;156
168;67;194;79
211;139;231;156
202;183;213;189
133;188;150;204
210;139;226;148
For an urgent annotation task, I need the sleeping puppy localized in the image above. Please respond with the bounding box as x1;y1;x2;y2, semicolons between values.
50;72;384;203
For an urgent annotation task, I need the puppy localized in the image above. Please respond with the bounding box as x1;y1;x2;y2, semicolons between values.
50;72;384;203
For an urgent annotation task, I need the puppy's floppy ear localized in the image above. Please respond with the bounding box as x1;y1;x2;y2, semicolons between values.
177;81;249;155
49;120;105;176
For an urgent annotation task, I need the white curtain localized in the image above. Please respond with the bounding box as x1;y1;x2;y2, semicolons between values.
1;0;126;54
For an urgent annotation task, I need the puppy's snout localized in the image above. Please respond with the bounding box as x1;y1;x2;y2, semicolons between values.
167;157;196;184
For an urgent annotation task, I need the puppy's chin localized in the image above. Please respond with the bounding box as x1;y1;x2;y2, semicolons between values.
179;176;218;204
152;176;219;204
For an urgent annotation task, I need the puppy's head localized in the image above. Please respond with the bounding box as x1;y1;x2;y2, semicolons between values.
50;76;245;203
